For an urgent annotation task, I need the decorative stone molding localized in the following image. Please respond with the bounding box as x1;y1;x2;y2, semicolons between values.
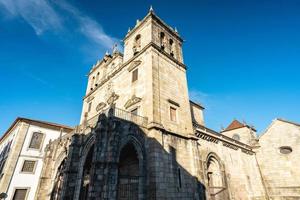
124;95;142;109
196;132;219;144
128;60;142;72
222;141;239;150
168;99;180;107
106;92;119;105
86;96;94;102
96;102;107;112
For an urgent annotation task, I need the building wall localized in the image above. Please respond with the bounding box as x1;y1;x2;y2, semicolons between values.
190;102;205;126
222;127;257;146
196;134;267;200
0;122;28;195
257;120;300;199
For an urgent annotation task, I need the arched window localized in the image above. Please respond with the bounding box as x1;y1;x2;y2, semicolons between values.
169;39;175;57
51;159;66;200
79;145;94;200
133;34;141;55
117;143;139;200
90;76;95;90
160;32;166;50
95;72;100;85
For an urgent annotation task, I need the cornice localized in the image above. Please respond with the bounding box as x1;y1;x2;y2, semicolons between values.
124;11;183;43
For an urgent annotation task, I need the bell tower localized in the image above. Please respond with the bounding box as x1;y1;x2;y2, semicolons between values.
80;7;193;136
123;8;193;135
123;8;183;64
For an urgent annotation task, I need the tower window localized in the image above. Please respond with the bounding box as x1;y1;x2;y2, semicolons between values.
96;72;99;83
170;106;177;122
132;68;138;83
160;32;165;50
29;132;44;150
133;34;141;55
169;39;174;57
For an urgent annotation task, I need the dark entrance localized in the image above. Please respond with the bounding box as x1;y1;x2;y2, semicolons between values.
117;143;139;200
79;145;94;200
51;159;66;200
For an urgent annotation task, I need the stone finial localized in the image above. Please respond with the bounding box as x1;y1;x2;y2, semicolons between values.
175;27;178;33
105;51;109;56
112;43;118;53
136;19;140;25
149;5;154;12
128;27;131;33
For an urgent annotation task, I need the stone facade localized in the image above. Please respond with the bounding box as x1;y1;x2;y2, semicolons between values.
2;7;299;200
256;119;300;199
34;9;269;200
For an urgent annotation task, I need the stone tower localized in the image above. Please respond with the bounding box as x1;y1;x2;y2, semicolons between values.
79;8;193;137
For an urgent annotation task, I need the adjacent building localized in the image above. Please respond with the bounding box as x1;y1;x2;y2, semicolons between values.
0;118;73;200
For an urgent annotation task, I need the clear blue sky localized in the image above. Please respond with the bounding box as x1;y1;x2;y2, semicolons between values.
0;0;299;135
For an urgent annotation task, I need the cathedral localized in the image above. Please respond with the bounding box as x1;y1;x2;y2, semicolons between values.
1;8;300;200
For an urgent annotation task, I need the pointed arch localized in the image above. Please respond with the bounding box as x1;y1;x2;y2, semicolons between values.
73;134;96;200
50;158;66;200
205;152;229;200
117;135;146;200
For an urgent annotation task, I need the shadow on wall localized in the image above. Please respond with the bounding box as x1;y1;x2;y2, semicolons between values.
50;112;208;200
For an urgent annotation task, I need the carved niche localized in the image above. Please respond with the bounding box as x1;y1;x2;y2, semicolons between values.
124;95;142;109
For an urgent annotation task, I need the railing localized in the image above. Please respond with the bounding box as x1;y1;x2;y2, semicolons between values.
110;108;148;127
76;107;148;133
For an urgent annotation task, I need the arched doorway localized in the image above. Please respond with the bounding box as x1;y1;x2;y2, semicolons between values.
51;159;66;200
79;145;94;200
206;155;229;200
117;143;139;200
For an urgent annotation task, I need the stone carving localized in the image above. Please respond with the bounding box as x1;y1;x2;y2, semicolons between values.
87;96;94;102
124;95;142;109
106;92;119;106
96;102;107;112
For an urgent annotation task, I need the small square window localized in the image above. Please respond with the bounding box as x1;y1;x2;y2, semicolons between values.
13;189;28;200
132;68;138;83
21;160;36;173
170;107;177;122
29;132;44;150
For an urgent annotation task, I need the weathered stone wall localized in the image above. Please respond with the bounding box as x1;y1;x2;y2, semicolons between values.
257;119;300;199
196;131;267;200
222;127;257;146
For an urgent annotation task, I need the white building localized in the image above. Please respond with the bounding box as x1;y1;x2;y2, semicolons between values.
0;117;73;200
